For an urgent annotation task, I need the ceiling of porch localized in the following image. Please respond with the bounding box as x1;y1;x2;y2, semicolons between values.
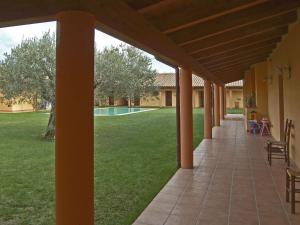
1;0;300;83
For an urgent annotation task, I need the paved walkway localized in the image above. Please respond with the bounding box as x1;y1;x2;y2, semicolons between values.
133;119;300;225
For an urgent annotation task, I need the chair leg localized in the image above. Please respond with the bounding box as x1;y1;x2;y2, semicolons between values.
291;175;295;214
286;171;290;202
269;149;272;166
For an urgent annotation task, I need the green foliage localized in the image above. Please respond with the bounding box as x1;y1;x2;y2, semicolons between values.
245;91;256;108
0;32;56;109
94;45;157;105
0;32;56;139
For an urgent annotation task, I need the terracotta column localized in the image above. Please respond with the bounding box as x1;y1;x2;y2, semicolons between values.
204;80;212;139
219;86;225;120
179;68;193;169
224;88;227;116
214;84;220;126
56;11;95;225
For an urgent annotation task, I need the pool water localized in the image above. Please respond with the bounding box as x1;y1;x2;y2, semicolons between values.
94;107;157;116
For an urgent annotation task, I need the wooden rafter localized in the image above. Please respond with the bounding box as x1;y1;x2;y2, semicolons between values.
137;0;267;32
182;24;288;53
163;0;268;34
202;48;273;66
90;0;220;82
209;56;267;72
207;53;269;70
191;36;281;59
197;42;277;62
168;3;299;45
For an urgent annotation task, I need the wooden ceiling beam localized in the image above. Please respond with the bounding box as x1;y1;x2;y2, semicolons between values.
162;0;267;34
207;53;269;70
186;13;293;55
137;0;179;14
209;57;267;72
138;0;266;32
0;0;79;27
202;48;273;66
168;1;299;45
217;70;246;83
89;0;221;83
182;23;288;53
191;36;281;59
197;42;277;62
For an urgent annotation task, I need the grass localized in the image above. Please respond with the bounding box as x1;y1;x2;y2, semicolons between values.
226;108;243;114
0;108;203;225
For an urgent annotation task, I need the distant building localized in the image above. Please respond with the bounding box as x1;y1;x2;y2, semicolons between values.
140;73;243;108
0;92;34;112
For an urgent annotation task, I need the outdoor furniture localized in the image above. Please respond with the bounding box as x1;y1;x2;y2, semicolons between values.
260;117;271;136
266;119;292;166
249;120;260;134
286;167;300;214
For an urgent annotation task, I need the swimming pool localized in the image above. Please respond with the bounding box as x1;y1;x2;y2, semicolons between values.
94;107;157;116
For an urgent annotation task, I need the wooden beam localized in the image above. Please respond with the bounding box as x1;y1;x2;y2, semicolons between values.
137;0;179;14
185;12;294;54
182;23;288;53
191;35;281;59
163;0;268;34
206;52;270;70
89;0;221;83
0;0;80;28
217;71;246;83
168;2;299;45
207;53;269;70
202;48;273;66
140;0;266;32
197;42;277;62
209;56;267;72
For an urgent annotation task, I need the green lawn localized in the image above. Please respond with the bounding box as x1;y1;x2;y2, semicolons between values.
226;108;243;114
0;108;203;225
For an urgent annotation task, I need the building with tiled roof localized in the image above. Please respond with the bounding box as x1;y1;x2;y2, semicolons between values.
140;73;244;108
154;73;243;88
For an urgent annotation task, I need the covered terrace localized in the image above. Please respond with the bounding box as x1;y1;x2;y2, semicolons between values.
1;1;300;225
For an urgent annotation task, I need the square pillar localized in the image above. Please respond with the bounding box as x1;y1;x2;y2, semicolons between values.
204;80;212;139
56;11;95;225
179;68;193;169
214;84;220;126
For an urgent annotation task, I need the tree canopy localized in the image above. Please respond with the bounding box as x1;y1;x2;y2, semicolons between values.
94;45;157;106
0;32;56;139
0;32;157;139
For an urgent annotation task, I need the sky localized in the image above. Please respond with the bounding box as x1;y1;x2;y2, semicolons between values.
0;21;173;73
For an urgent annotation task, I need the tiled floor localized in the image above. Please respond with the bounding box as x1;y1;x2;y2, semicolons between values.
133;119;300;225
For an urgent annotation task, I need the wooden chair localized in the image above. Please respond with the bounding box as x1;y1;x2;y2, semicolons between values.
286;167;300;214
267;119;292;166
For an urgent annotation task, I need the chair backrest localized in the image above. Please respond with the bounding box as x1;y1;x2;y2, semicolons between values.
286;119;293;149
283;118;289;142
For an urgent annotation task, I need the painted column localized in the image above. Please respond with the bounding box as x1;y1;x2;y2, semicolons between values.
204;80;212;139
56;11;95;225
180;68;193;169
219;86;225;120
224;87;227;116
229;89;233;109
214;84;220;126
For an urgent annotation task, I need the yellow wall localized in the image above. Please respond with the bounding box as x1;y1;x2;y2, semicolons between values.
226;89;243;108
140;94;161;107
0;101;33;112
253;61;269;120
266;15;300;167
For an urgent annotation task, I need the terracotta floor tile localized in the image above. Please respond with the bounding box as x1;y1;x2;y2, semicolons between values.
132;119;300;225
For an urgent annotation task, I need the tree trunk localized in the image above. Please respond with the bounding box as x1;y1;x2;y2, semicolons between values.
44;102;55;140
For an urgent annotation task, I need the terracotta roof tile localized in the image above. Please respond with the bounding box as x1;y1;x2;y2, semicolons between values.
155;73;243;87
